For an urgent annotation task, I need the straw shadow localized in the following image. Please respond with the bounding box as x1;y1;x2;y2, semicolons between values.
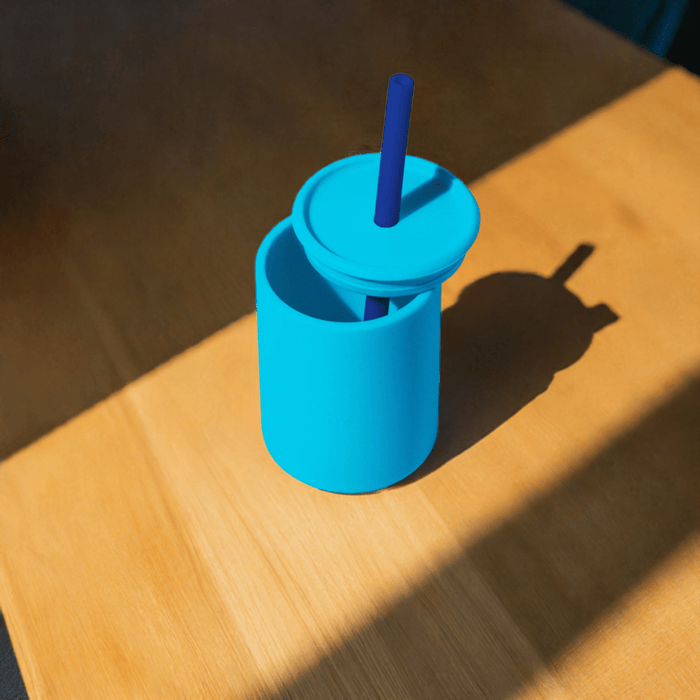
389;243;618;489
265;370;700;699
398;165;455;222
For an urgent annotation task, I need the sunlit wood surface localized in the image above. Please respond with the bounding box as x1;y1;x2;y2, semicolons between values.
2;61;699;700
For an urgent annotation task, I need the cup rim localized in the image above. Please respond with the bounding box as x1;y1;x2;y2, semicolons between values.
256;217;435;329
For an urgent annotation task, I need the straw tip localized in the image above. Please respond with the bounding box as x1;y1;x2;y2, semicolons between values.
391;74;414;89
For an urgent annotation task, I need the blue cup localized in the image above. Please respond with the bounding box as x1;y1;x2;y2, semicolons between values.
256;154;480;493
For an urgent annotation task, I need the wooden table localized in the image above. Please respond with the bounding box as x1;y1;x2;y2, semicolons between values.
1;64;698;698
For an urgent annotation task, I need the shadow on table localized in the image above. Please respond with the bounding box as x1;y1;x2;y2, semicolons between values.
0;0;669;466
388;243;619;490
267;365;700;698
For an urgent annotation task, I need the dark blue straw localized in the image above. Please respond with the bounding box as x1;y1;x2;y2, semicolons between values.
364;74;414;321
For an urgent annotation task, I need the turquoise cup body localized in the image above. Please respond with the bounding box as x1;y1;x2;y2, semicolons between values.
255;153;479;494
256;217;441;494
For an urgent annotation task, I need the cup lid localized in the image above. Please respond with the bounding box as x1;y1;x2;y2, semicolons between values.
291;153;480;297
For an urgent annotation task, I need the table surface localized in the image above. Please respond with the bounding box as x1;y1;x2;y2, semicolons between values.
1;63;699;698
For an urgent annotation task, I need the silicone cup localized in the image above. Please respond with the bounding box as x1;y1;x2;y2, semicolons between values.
256;153;480;493
256;218;441;494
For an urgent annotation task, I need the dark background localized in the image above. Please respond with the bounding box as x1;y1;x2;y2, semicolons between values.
566;0;700;71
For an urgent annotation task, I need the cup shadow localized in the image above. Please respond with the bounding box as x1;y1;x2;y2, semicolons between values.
389;243;619;489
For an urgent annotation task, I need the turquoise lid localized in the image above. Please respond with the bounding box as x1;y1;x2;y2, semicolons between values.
291;153;480;297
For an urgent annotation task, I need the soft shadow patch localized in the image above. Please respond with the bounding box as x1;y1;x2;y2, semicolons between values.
391;244;618;488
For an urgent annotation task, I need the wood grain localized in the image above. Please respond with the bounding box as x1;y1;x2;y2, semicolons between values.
1;66;699;699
